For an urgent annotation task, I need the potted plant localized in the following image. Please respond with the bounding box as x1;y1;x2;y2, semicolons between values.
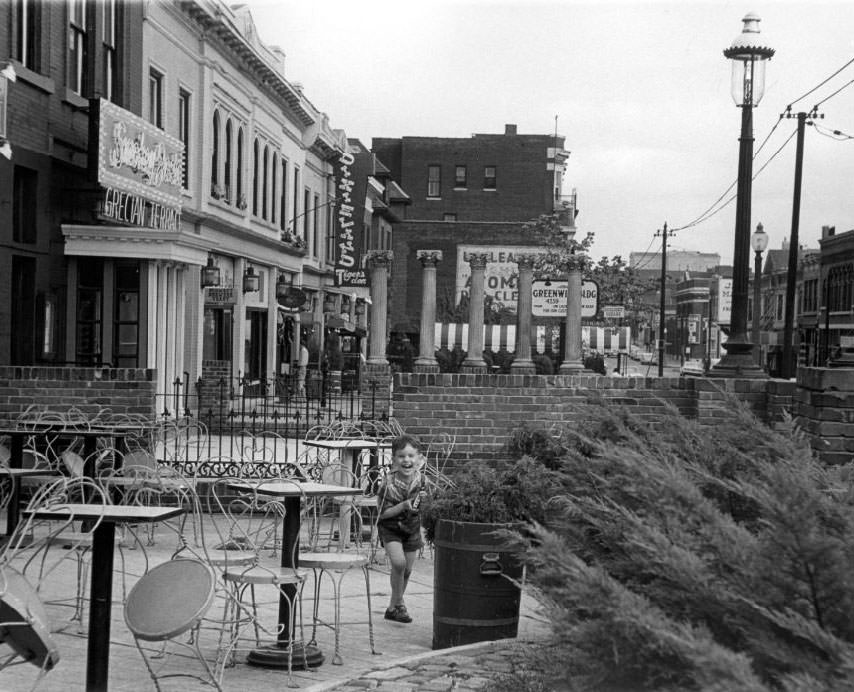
420;457;565;650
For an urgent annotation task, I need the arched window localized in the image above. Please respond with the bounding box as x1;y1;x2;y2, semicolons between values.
211;110;220;196
252;138;259;216
224;119;233;204
271;153;278;225
262;145;269;220
237;128;244;209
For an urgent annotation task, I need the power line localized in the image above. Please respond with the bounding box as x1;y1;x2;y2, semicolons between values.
811;121;854;140
788;56;854;109
673;124;797;233
673;57;854;232
812;76;854;109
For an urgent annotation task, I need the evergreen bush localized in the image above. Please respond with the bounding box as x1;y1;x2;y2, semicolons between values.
501;398;854;691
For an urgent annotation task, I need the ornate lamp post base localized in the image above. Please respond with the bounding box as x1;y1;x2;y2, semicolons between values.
709;341;767;378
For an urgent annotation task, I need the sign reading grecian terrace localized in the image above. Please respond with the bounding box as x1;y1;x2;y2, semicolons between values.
94;99;184;231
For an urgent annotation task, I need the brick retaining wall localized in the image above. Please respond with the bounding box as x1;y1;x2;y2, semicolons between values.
393;372;800;467
0;366;157;423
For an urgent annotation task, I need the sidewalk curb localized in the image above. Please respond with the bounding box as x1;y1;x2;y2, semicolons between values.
302;637;535;692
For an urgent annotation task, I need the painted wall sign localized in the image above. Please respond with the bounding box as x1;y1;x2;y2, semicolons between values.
334;151;366;286
94;98;183;228
531;280;599;318
456;245;548;310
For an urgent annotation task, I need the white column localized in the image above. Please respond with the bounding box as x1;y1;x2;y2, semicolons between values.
559;260;585;373
174;265;186;387
166;264;178;395
156;263;168;397
266;267;277;384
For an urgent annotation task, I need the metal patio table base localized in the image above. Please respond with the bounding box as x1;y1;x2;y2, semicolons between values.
246;641;325;669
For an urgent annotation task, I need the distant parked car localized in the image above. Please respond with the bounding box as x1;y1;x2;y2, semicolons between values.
639;351;657;365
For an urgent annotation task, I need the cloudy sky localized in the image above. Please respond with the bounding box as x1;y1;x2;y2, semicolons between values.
249;0;854;265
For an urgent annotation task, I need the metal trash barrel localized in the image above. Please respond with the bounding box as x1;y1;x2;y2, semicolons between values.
432;519;523;650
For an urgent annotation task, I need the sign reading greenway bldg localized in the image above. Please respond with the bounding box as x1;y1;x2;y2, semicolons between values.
93;99;184;231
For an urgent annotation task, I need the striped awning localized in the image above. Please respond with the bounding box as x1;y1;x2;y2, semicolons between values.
434;323;633;354
435;323;517;352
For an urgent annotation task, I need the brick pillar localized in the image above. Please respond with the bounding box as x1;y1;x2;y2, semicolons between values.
415;250;443;373
796;366;854;465
366;251;392;365
559;257;585;373
462;252;488;372
511;253;536;373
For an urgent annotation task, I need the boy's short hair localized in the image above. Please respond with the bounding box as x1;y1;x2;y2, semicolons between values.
391;434;421;455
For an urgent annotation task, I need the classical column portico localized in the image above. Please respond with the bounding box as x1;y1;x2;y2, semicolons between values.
415;250;443;372
366;251;393;365
462;253;488;371
559;257;585;373
511;254;537;373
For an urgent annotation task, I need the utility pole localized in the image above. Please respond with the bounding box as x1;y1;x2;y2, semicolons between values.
655;222;673;377
781;108;820;379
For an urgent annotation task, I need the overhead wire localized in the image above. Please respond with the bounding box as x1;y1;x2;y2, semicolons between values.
812;121;854;141
787;56;854;109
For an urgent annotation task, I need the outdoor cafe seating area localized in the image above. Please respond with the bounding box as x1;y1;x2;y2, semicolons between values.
0;405;460;691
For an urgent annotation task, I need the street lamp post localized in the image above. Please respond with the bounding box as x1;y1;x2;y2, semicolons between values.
751;223;769;366
711;13;774;379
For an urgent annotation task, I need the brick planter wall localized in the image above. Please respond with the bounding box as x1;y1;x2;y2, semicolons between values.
795;367;854;465
0;366;156;423
393;373;796;468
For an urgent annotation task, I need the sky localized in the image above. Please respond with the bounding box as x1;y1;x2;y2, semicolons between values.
248;0;854;266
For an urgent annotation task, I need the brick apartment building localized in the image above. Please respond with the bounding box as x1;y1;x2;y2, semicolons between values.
371;124;577;344
0;0;144;367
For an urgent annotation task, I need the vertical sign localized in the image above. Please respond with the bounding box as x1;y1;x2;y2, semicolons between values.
717;278;733;324
334;151;366;286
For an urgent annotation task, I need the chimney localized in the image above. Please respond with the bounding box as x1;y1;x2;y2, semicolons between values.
504;124;517;136
822;225;836;238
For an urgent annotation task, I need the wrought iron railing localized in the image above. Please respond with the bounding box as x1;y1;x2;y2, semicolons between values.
151;372;392;478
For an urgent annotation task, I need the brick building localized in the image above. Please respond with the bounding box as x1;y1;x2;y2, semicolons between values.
371;124;577;343
0;0;144;367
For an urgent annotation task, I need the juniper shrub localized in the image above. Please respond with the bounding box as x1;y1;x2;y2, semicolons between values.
503;398;854;691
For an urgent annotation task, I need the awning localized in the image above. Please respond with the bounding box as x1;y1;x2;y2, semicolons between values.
433;323;632;354
434;323;517;352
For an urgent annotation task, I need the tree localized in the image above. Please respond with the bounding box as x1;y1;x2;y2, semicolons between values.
523;213;595;279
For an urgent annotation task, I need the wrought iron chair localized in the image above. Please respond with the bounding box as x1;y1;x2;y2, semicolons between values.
298;466;379;666
123;558;220;691
0;476;109;686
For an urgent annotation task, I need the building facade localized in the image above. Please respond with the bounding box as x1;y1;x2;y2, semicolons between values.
2;1;351;402
371;124;577;344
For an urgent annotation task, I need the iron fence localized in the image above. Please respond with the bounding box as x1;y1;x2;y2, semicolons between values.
151;371;391;479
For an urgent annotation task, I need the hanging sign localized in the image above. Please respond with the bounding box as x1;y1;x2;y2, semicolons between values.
334;151;367;287
92;98;184;230
278;287;307;311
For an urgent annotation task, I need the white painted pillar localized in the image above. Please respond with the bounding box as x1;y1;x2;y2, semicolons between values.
156;263;169;398
266;267;277;384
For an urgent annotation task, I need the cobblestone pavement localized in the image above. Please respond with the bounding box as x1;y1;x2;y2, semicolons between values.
309;638;544;692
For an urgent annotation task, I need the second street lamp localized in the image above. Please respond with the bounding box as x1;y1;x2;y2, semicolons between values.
711;13;774;378
751;223;769;366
